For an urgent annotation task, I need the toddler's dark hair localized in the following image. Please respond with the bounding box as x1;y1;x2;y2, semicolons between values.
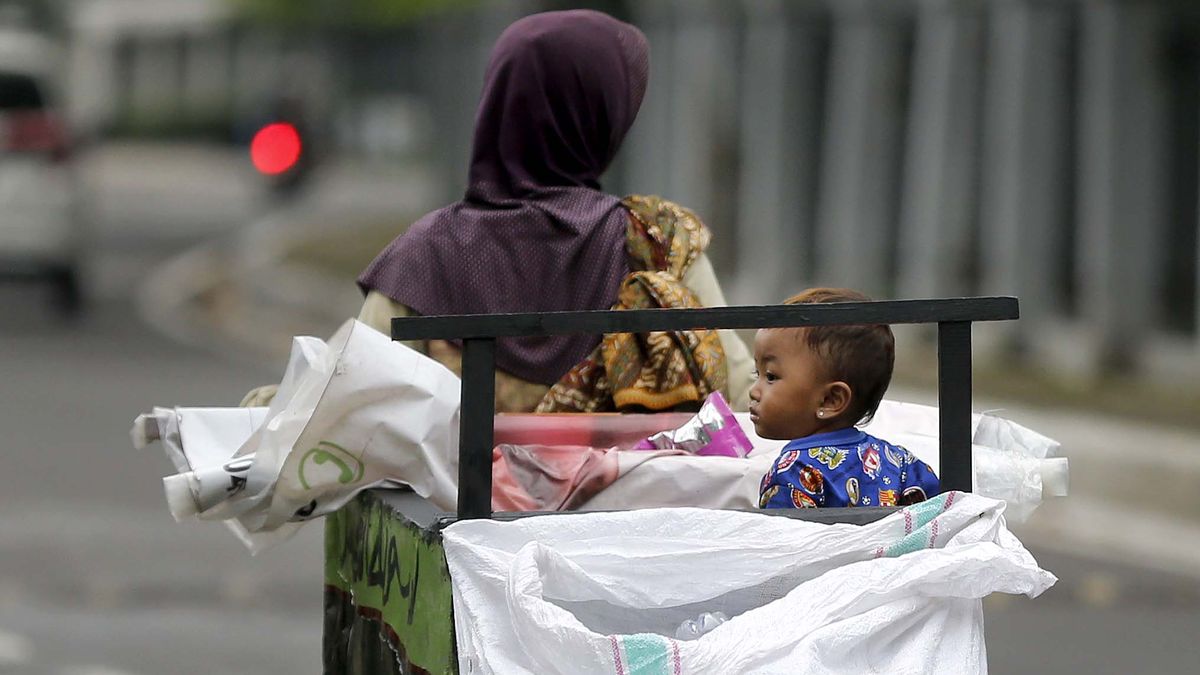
783;287;895;425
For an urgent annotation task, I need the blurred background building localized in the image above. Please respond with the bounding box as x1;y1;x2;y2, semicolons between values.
33;0;1199;388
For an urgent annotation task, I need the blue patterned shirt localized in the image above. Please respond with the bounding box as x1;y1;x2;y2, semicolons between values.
759;428;940;509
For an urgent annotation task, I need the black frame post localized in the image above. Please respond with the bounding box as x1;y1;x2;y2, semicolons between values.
456;337;496;519
937;321;973;493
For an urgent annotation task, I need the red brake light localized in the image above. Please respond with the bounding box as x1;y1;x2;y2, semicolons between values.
250;122;302;175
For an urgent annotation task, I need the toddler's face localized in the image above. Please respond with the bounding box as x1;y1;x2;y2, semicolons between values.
748;328;832;440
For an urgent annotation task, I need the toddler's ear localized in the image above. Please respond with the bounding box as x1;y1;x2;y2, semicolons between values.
820;382;853;420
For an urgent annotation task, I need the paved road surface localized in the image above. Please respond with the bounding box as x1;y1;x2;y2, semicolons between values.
1;142;321;675
0;296;322;675
985;548;1199;674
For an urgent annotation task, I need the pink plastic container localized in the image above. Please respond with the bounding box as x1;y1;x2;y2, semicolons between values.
493;412;693;450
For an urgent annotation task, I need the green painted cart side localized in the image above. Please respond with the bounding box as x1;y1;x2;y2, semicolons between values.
324;491;455;675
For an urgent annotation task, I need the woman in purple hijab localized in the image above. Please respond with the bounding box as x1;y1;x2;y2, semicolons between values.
352;10;754;413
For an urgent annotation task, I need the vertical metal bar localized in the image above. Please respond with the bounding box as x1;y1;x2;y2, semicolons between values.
937;321;973;493
457;338;496;519
979;3;1071;342
898;0;984;300
816;3;908;293
1077;3;1169;362
734;0;825;302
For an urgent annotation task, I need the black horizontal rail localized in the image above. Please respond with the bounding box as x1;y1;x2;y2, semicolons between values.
391;297;1019;520
390;297;1018;340
433;505;894;531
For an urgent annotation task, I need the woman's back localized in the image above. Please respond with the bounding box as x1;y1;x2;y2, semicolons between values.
358;194;754;413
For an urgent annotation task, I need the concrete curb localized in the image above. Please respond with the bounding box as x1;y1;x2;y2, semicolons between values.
136;159;436;368
135;209;355;370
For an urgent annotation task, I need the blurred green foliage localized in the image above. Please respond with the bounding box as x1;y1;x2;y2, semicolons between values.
109;107;234;142
229;0;483;29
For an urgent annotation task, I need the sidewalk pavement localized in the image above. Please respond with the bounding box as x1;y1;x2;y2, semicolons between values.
135;151;438;369
130;145;1200;581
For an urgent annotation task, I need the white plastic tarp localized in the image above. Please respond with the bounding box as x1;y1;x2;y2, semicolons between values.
133;318;461;553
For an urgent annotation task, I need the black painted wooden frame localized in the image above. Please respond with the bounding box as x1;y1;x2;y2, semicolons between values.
392;297;1019;520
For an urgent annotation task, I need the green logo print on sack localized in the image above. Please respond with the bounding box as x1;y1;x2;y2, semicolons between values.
299;441;364;490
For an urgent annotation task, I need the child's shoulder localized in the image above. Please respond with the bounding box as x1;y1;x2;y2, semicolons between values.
777;431;865;473
859;432;921;467
778;430;921;476
797;443;860;472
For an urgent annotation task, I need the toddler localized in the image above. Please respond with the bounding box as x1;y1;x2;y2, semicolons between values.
754;288;939;508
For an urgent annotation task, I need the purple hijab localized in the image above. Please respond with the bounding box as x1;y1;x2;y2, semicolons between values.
358;10;650;385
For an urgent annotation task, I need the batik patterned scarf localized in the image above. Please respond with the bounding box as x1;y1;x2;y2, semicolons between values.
536;195;728;412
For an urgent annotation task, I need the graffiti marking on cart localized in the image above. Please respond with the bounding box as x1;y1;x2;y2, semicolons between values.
341;503;422;624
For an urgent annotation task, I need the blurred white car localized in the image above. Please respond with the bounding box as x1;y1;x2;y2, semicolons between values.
0;27;81;313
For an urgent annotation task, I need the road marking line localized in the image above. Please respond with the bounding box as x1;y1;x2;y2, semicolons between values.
1076;572;1121;608
61;666;142;675
0;629;33;665
1015;495;1200;581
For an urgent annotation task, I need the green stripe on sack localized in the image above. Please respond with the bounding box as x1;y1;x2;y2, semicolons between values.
620;633;674;675
884;493;951;558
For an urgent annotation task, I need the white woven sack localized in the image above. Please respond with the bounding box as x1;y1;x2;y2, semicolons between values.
443;492;1055;675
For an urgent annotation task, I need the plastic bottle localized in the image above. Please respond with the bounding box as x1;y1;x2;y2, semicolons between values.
674;611;730;640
